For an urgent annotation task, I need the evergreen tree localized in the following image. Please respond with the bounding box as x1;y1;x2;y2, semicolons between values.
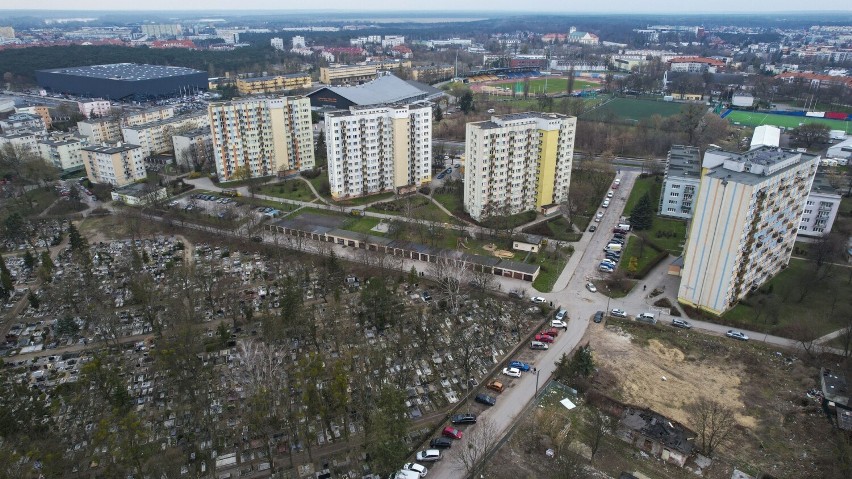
459;90;474;114
0;257;12;301
434;105;443;122
22;250;36;270
630;192;654;231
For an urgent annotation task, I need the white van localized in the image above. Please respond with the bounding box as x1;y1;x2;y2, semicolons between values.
616;223;631;231
605;243;623;252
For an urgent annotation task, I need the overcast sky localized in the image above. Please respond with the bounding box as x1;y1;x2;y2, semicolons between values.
5;1;852;13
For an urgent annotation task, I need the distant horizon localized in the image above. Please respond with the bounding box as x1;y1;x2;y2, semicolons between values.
0;5;851;15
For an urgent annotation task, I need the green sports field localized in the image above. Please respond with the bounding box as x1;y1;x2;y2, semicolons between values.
490;77;599;95
581;97;685;121
724;110;852;132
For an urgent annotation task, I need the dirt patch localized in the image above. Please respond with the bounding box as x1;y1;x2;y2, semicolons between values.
592;325;753;428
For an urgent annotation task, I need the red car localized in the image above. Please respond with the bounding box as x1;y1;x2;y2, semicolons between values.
534;334;554;343
541;328;559;337
442;426;463;439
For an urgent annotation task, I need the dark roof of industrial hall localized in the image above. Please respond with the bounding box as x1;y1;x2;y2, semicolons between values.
38;63;205;81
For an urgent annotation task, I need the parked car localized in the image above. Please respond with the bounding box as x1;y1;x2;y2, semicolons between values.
403;463;428;477
588;225;597;232
502;367;522;378
595;212;603;222
530;296;546;304
475;393;497;406
594;311;604;323
534;333;554;343
530;341;549;350
509;291;524;299
541;327;559;337
421;291;432;302
609;238;624;245
551;319;568;329
726;330;749;341
392;470;421;479
598;265;614;273
487;380;504;393
586;282;597;293
555;309;568;321
602;200;610;208
509;361;531;372
429;437;453;449
451;413;477;424
610;308;627;318
671;318;692;329
442;426;463;439
416;450;443;462
607;191;614;198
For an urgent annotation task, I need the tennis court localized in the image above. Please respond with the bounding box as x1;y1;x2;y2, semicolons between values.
725;110;852;132
489;77;599;95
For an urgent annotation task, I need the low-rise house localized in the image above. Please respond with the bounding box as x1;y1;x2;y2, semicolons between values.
820;368;852;430
110;182;167;206
620;407;696;467
512;234;543;253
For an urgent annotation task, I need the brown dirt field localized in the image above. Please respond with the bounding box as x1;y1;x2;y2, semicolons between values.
592;327;756;429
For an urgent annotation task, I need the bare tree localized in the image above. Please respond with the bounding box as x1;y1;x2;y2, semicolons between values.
585;407;613;463
687;398;736;457
429;256;470;314
452;416;498;478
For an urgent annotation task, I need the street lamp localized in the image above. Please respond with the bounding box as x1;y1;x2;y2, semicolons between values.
534;368;541;398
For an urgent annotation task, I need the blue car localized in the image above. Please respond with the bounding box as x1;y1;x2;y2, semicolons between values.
509;360;531;372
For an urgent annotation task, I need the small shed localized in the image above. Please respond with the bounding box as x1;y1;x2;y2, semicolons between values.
512;234;543;253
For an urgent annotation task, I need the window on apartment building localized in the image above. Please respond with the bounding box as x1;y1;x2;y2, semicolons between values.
812;227;824;233
670;192;680;197
671;184;681;189
803;209;812;214
806;201;814;205
667;208;676;212
799;225;807;231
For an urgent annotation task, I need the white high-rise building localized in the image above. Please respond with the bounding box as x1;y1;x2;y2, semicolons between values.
292;35;305;49
271;37;285;51
38;137;84;172
798;172;841;238
120;111;209;158
208;96;314;181
324;102;432;199
678;147;819;315
464;112;576;222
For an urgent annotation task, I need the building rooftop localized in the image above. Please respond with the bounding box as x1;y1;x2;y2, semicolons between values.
622;408;694;455
174;127;211;139
821;368;850;407
38;63;205;81
0;131;37;139
703;146;818;185
38;137;82;146
240;72;311;82
326;100;432;118
666;145;701;179
310;74;442;107
472;111;570;130
122;111;206;131
810;172;840;197
113;182;159;198
82;142;140;154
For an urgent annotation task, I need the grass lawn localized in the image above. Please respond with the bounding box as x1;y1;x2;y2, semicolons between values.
582;97;685;122
306;172;332;201
645;217;687;255
367;197;458;224
619;236;661;274
719;258;852;337
217;176;276;188
333;191;396;207
433;191;463;214
3;187;60;219
256;181;317;202
522;217;583;242
725;110;852;132
840;195;852;216
532;248;570;292
481;210;537;230
623;175;661;214
342;216;384;235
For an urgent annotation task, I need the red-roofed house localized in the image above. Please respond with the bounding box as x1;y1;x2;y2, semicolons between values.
777;71;852;89
391;45;412;58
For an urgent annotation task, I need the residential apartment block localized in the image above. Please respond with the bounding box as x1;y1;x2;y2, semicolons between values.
319;61;411;85
208;96;314;181
121;111;209;158
82;142;146;187
77;99;112;119
77;117;123;144
464;112;576;222
38;138;84;172
236;73;312;95
0;113;46;134
172;128;214;171
798;172;842;237
678;147;819;315
122;106;175;127
660;145;701;219
324;102;432;199
0;131;40;155
15;105;52;129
